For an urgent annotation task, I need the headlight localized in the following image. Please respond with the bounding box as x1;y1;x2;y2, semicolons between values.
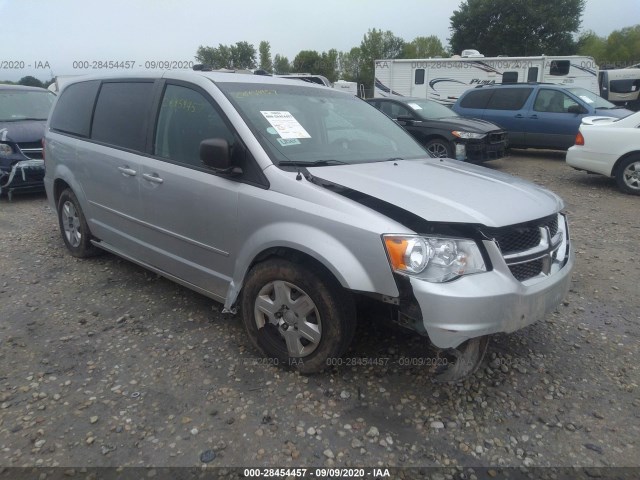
0;143;13;157
383;234;486;282
451;131;486;140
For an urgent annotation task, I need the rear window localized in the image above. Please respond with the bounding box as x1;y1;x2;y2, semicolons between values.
485;87;533;110
50;81;100;137
458;89;494;109
91;82;154;151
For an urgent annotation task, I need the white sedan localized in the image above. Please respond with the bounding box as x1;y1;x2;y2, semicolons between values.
566;111;640;195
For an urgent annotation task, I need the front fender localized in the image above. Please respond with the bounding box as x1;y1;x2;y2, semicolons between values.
223;222;399;309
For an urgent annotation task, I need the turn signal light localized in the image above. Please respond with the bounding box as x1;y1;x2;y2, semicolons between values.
575;132;584;146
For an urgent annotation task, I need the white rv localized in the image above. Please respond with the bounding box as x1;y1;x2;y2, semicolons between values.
598;68;640;110
374;53;599;105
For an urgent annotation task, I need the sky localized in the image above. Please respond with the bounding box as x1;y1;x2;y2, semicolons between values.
2;0;639;82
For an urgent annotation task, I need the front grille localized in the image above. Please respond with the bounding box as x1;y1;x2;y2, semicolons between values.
17;142;43;160
487;131;506;144
509;259;544;281
482;215;561;282
483;215;558;255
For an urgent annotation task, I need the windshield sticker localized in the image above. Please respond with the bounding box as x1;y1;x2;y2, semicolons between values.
407;102;422;110
260;111;311;139
266;127;278;135
579;96;594;104
277;138;301;147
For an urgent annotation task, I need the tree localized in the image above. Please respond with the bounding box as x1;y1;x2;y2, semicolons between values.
18;76;44;88
359;28;406;90
292;50;322;73
273;54;291;74
578;25;640;67
338;47;363;82
449;0;585;56
319;49;339;82
259;41;273;72
402;36;447;58
195;41;256;69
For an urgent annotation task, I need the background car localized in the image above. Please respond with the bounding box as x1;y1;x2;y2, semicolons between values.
452;83;632;150
366;97;507;162
0;85;55;200
566;111;640;195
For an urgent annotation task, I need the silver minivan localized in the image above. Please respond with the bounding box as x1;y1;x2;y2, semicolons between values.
44;71;574;380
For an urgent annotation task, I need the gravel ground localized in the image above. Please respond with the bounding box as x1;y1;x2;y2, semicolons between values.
0;151;639;474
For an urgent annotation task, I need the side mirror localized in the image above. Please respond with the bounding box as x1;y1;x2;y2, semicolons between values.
200;138;242;175
568;104;587;114
395;115;416;124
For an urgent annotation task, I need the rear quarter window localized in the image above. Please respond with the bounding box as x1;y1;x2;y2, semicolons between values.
91;82;155;151
485;88;533;110
49;81;100;137
458;89;494;109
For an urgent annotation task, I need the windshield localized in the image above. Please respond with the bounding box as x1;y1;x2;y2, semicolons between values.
0;90;55;121
217;82;427;166
565;87;618;109
403;100;459;119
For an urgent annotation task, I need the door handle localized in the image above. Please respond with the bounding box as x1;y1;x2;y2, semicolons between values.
514;114;524;119
142;173;164;184
117;166;137;176
529;114;538;119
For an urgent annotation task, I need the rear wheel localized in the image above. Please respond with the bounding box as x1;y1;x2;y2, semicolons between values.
615;155;640;195
240;258;356;374
424;139;453;158
57;189;101;257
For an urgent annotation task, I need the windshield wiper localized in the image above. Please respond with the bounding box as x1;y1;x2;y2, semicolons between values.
278;159;349;167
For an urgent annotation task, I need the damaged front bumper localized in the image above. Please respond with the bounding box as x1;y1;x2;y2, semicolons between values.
0;159;45;200
401;218;574;349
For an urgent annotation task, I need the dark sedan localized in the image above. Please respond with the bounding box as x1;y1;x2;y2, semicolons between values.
0;85;55;200
366;97;508;162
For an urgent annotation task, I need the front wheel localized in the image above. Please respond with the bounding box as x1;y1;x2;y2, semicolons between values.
57;189;101;257
240;258;356;374
424;139;454;158
615;155;640;195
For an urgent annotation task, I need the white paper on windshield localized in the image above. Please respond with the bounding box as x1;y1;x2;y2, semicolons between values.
407;102;422;110
579;96;594;104
261;111;311;139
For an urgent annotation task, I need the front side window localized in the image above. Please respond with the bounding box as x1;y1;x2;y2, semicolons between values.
91;82;154;151
154;84;234;168
533;89;579;113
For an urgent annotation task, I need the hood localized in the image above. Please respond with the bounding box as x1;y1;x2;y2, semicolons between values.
580;115;620;126
0;120;46;143
307;158;563;228
419;116;503;133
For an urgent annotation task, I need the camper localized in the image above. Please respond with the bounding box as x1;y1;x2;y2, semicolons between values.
375;52;599;105
598;68;640;111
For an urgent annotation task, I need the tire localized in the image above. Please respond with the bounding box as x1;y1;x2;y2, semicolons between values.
615;155;640;195
57;188;101;257
424;139;454;158
240;258;356;374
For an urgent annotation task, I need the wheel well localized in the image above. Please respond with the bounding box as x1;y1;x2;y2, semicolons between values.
249;247;341;286
422;135;450;145
52;179;72;207
612;151;640;177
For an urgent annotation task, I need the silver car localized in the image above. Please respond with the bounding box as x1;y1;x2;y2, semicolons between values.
44;71;574;380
